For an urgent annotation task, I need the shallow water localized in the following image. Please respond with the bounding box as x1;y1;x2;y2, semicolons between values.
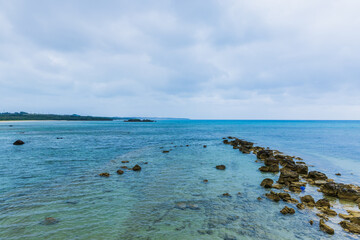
1;120;360;239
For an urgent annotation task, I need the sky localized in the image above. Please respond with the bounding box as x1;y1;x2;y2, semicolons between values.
0;0;360;119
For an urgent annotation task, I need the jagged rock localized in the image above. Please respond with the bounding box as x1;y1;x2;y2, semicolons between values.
132;164;141;171
280;206;295;215
320;219;334;235
259;165;279;172
265;191;280;202
260;178;274;188
278;169;299;185
315;199;330;209
272;184;284;189
320;208;337;217
317;213;329;221
278;193;291;201
264;157;279;166
296;164;308;175
116;169;124;175
297;203;305;210
301;195;315;207
340;221;360;234
307;171;328;181
99;172;110;177
257;150;273;160
13;140;25;145
216;165;226;170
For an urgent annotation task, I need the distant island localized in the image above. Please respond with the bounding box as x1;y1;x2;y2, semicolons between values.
124;119;155;122
0;112;113;121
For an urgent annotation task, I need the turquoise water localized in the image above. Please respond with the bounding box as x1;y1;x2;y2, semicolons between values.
1;120;360;240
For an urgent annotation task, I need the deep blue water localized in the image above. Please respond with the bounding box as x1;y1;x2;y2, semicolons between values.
0;120;360;239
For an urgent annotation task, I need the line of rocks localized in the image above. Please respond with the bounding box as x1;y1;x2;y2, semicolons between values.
223;136;360;235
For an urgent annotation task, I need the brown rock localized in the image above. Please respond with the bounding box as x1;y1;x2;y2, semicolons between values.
340;220;360;234
162;150;170;153
272;184;284;189
280;206;295;215
259;165;279;173
320;208;337;217
132;164;141;171
99;172;110;177
121;160;129;163
300;195;315;207
315;199;331;209
307;171;328;181
203;179;208;183
278;169;299;185
260;178;274;188
309;220;314;225
116;169;124;175
222;193;231;197
216;165;226;170
297;203;305;210
320;219;334;235
265;191;281;202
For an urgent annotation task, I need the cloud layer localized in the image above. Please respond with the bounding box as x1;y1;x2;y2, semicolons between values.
0;0;359;119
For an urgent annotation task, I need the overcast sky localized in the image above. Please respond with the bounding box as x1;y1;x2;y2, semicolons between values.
0;0;359;119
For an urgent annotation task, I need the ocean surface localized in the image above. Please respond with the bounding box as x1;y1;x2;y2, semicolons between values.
1;120;360;240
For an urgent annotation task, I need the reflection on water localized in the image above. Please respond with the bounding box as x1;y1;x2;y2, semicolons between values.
1;120;360;239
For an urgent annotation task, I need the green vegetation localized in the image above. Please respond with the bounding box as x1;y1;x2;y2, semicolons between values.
0;112;113;121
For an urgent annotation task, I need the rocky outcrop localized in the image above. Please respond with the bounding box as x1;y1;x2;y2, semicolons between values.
260;178;274;188
257;150;273;160
320;182;360;201
280;206;295;215
259;165;279;173
320;219;334;235
315;199;330;209
216;165;226;170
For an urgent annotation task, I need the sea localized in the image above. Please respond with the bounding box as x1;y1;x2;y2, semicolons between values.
1;120;360;240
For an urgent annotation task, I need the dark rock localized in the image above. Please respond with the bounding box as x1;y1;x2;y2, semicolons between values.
116;169;124;175
320;219;334;235
280;206;295;215
257;197;262;201
121;160;129;163
335;173;341;176
132;164;141;171
162;150;170;153
296;164;308;175
309;220;314;225
260;178;274;188
257;150;273;160
264;157;279;166
307;171;328;181
203;145;207;148
222;193;231;197
13;140;25;145
278;193;291;201
216;165;226;170
120;166;128;169
99;172;110;177
203;179;208;183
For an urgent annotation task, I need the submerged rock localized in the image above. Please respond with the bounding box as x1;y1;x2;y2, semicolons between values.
175;202;187;210
222;193;231;197
320;219;334;235
99;172;110;177
162;150;170;153
116;169;124;175
216;165;226;170
280;206;295;215
13;140;25;145
260;178;274;188
203;179;208;183
40;217;59;225
121;160;129;163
